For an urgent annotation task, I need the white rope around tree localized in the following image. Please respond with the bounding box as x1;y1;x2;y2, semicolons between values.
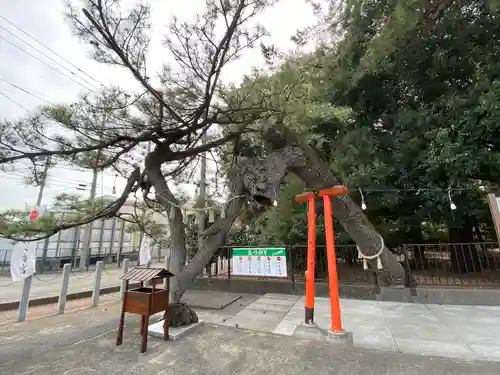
356;234;385;270
147;188;247;225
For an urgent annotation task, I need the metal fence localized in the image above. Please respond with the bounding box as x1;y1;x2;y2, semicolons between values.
198;243;500;288
3;241;499;288
402;242;500;287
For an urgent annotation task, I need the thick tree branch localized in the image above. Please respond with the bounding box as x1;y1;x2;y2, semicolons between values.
261;124;406;285
82;6;187;127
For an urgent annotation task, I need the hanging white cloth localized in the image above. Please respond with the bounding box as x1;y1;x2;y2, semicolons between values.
139;235;152;266
10;241;37;282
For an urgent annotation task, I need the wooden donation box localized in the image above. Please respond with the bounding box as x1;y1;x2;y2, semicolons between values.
116;267;174;353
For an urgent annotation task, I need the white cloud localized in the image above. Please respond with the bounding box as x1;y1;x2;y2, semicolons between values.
0;0;316;211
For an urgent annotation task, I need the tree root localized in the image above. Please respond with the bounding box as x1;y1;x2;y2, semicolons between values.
167;302;199;327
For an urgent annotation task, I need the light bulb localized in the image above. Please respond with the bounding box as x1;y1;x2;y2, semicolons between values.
450;202;457;210
361;202;367;211
272;200;278;207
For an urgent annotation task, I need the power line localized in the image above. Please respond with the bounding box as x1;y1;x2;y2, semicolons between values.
0;18;150;131
11;165;115;183
0;91;29;112
0;168;99;187
1;179;95;196
0;24;99;90
0;15;104;88
0;179;77;193
4;176;102;192
0;172;89;189
0;77;52;105
356;187;486;193
0;35;94;91
0;75;144;133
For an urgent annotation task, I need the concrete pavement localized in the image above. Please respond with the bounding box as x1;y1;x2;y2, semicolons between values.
2;264;500;365
196;293;500;362
1;301;499;375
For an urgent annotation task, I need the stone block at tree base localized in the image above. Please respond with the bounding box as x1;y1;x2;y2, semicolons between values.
148;320;204;341
293;323;353;344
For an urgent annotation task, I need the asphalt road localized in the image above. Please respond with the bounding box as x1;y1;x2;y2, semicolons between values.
0;303;499;375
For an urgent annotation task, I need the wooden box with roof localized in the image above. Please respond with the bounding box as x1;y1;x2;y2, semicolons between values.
116;267;175;353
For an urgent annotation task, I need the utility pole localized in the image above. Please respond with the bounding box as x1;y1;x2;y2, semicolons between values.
18;156;50;322
36;157;50;206
79;167;98;271
39;157;52;268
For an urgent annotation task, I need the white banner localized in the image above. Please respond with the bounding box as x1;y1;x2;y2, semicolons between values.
139;235;152;266
10;241;37;282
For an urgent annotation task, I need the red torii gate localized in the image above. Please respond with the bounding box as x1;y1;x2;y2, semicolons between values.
295;185;348;334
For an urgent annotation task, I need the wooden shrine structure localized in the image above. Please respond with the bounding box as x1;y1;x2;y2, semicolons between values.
116;267;174;353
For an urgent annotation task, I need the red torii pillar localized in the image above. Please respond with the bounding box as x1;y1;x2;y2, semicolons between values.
295;186;353;343
318;186;348;333
295;192;316;324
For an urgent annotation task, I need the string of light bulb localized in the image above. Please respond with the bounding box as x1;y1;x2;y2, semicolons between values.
111;171;482;219
357;186;466;212
355;186;487;193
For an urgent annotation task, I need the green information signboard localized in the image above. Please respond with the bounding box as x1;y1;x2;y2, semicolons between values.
231;248;287;277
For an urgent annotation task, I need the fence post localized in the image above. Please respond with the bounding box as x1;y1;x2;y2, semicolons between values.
120;259;130;301
18;275;33;322
402;245;413;288
57;264;71;314
92;261;104;307
288;246;295;291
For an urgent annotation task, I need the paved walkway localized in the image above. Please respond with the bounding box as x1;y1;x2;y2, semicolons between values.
2;264;500;364
196;293;500;362
1;303;499;375
0;263;163;304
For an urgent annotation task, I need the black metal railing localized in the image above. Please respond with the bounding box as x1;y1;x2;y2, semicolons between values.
198;243;500;288
402;242;500;287
198;244;376;285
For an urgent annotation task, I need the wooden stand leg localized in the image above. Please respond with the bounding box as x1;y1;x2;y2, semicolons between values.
116;307;125;346
163;310;169;341
140;314;149;353
140;315;145;336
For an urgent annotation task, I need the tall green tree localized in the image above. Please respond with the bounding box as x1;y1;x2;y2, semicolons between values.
312;0;500;271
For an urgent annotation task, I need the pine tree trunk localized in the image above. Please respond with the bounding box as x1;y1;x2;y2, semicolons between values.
143;124;408;329
292;158;406;285
262;126;407;285
146;146;248;326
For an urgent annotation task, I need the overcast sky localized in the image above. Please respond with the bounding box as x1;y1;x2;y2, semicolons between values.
0;0;316;211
